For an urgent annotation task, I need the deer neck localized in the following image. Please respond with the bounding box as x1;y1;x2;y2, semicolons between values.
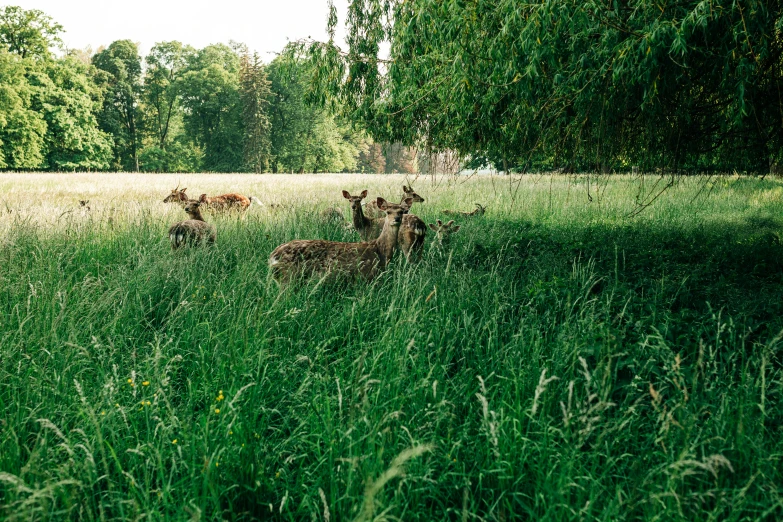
374;217;401;259
188;209;206;222
351;203;372;230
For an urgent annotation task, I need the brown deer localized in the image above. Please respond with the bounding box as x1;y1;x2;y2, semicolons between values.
198;193;255;212
168;201;216;250
320;206;345;223
268;197;407;283
442;203;485;217
364;185;424;218
342;190;426;261
163;185;189;204
428;219;461;247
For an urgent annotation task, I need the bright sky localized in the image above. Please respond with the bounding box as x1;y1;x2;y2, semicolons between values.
13;0;348;58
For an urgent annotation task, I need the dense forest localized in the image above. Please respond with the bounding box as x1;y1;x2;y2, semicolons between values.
305;0;783;173
3;2;782;174
0;5;419;173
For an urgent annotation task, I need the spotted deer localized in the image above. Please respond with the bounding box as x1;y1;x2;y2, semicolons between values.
320;206;345;223
168;201;216;250
428;219;461;248
342;190;426;261
163;185;189;204
268;197;407;283
443;203;485;217
198;193;256;212
364;185;424;218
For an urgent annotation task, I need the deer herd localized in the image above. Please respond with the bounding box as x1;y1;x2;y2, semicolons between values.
163;183;485;285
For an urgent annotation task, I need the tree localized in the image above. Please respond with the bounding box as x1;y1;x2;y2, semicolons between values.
268;49;367;173
306;0;783;172
179;44;244;172
143;41;193;151
0;49;46;169
240;51;272;172
28;56;113;170
93;40;142;171
356;140;385;173
0;6;62;60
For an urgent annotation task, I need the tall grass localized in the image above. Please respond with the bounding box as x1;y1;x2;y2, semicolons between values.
1;173;782;520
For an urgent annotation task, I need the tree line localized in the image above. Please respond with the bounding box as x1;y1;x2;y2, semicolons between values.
304;0;783;173
0;5;420;173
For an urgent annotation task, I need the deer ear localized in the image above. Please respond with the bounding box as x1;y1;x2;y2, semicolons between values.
181;188;187;192
360;190;368;199
428;223;438;231
403;185;411;193
376;197;388;210
437;219;443;226
452;225;460;233
342;190;351;199
446;220;454;227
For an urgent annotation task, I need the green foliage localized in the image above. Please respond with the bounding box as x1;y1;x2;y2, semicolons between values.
0;50;45;168
93;40;143;171
0;7;378;173
239;51;272;172
28;56;113;170
179;44;244;172
138;139;202;173
268;50;368;173
0;5;62;60
143;41;194;151
0;173;782;519
308;0;783;172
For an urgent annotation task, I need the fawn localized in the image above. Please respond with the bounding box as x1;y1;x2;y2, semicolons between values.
269;197;407;283
320;206;345;223
342;190;426;261
442;203;485;217
428;219;461;247
168;201;216;250
163;185;189;204
198;193;255;212
364;185;424;218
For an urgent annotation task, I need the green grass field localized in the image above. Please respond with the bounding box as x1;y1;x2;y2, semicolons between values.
1;172;782;521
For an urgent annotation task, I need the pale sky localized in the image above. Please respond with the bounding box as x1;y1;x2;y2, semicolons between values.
13;0;349;58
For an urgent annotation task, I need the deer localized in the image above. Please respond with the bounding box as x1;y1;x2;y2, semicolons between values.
428;219;461;248
364;185;424;218
268;197;407;284
198;192;256;212
163;185;189;204
342;190;426;261
168;200;216;250
320;206;345;223
442;203;485;217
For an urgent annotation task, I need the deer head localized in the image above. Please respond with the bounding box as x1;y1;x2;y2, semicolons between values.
164;186;188;203
342;189;368;211
402;185;425;203
376;197;407;226
428;219;461;243
183;200;205;220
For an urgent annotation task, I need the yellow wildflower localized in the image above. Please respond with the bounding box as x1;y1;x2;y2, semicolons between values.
172;439;178;444
215;408;220;414
142;381;149;386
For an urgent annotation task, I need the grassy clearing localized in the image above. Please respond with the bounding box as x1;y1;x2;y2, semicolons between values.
1;172;782;521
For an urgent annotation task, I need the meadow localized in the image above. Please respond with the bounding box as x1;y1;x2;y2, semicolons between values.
0;172;782;521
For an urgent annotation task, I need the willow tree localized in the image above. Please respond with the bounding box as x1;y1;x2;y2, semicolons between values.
305;0;783;172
